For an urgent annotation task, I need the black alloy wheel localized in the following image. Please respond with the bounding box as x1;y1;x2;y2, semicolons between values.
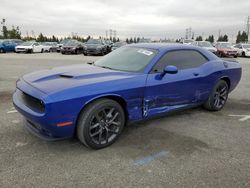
77;99;125;149
203;80;229;111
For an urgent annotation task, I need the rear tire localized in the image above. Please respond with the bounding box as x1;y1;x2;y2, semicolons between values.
242;52;246;57
203;80;229;111
77;99;125;149
0;48;5;53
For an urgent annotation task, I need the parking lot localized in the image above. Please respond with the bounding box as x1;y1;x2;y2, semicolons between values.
0;53;249;187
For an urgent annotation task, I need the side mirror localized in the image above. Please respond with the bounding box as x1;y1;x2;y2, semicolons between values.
160;65;178;77
164;65;178;74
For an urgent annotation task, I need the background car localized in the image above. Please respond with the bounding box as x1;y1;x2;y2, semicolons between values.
10;39;23;46
15;41;44;53
61;40;84;54
214;42;238;58
192;41;217;54
111;41;127;51
56;39;71;52
41;42;58;52
233;43;250;57
0;39;17;53
13;44;241;149
83;39;108;56
104;39;113;53
180;39;194;45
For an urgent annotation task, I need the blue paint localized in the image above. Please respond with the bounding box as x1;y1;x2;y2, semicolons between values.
134;151;169;166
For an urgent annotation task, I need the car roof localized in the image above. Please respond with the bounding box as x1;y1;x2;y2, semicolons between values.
128;43;200;50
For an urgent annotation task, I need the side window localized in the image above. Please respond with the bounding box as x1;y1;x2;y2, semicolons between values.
152;50;208;73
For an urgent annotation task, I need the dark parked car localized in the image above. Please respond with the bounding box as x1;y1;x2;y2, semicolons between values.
0;39;17;53
57;39;71;52
83;39;108;56
61;40;84;54
104;39;113;52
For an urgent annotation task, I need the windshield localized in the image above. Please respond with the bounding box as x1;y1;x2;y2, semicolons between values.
65;40;79;45
86;39;102;44
218;43;231;48
198;42;212;47
94;47;157;72
242;44;250;48
21;41;34;46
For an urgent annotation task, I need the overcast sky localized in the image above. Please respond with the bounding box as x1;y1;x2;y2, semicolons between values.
0;0;249;40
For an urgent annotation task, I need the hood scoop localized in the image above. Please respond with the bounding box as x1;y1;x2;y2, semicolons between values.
59;74;74;78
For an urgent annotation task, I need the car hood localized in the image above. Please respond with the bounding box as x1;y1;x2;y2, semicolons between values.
16;45;32;48
22;64;140;95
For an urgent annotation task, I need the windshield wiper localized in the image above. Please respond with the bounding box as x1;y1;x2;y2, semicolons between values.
98;65;113;70
87;61;94;65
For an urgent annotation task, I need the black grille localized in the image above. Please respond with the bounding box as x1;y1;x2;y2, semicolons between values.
17;90;45;113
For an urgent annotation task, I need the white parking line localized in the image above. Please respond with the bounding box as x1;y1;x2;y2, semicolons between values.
228;114;250;122
7;110;17;114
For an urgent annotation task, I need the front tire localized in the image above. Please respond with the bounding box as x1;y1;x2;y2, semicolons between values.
77;99;125;149
203;80;229;111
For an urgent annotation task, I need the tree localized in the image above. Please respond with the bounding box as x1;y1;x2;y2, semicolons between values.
218;34;228;42
2;25;8;38
205;35;214;43
37;33;46;42
126;38;129;43
129;37;133;43
236;31;241;43
133;37;137;43
195;36;203;41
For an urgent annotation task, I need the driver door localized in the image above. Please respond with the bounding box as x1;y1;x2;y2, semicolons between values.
144;50;208;117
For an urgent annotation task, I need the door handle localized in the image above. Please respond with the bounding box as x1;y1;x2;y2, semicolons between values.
193;73;199;76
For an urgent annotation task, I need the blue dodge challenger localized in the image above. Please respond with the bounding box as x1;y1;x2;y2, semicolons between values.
13;43;242;149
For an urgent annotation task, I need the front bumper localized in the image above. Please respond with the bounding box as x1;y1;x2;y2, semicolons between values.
84;48;102;55
15;48;31;53
61;48;76;54
13;79;76;140
223;51;238;57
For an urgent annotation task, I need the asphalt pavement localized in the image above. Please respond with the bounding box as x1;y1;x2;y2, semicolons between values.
0;53;249;187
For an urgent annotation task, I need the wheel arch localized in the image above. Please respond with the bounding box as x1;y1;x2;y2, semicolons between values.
220;76;231;89
75;94;129;129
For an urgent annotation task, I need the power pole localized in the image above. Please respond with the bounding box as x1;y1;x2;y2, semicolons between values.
109;29;112;39
247;16;250;42
105;30;108;39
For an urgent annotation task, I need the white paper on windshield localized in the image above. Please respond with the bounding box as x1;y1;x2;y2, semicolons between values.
137;49;153;56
